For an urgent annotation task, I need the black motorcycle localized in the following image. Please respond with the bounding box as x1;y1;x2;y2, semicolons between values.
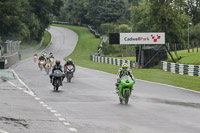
52;70;63;91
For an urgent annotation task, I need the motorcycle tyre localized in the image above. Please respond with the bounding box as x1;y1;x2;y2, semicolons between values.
56;86;58;91
119;97;123;104
125;90;129;104
46;68;49;75
67;78;71;82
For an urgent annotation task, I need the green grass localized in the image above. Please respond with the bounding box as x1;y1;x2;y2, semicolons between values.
21;31;51;59
20;40;38;50
39;30;51;50
52;24;102;65
167;48;200;65
52;24;200;91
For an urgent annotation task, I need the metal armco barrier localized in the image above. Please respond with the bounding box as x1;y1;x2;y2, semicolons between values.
161;61;200;77
90;54;138;69
19;40;43;54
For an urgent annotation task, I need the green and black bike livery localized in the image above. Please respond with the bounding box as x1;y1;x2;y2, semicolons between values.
118;76;134;104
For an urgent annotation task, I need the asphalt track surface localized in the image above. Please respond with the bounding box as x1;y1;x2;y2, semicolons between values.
12;26;200;133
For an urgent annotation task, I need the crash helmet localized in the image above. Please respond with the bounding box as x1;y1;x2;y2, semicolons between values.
55;59;60;66
68;58;72;62
46;55;50;59
122;63;128;70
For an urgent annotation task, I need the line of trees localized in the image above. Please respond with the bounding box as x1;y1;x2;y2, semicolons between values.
56;0;200;51
0;0;63;42
1;0;200;52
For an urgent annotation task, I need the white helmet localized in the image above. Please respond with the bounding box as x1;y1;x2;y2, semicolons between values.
68;58;72;62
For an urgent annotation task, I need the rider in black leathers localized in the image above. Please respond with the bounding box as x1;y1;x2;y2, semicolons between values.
38;54;46;67
49;60;65;85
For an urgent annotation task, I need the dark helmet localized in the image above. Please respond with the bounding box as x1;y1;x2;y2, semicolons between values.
55;59;60;65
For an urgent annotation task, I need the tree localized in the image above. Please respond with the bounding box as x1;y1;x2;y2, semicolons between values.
0;0;63;41
185;0;200;25
86;0;127;27
131;0;191;45
0;0;30;40
119;24;131;32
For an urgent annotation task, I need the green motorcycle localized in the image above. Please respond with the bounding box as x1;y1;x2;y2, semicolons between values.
118;76;134;104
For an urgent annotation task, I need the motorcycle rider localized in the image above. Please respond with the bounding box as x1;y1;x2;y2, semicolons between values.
38;54;46;67
64;58;75;73
49;52;54;58
50;59;65;85
33;53;38;61
44;55;51;67
43;51;47;58
33;53;38;57
115;63;135;93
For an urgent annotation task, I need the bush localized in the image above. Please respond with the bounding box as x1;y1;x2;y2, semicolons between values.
119;24;131;32
100;23;119;35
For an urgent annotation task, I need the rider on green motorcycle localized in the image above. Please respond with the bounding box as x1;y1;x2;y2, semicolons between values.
116;63;135;93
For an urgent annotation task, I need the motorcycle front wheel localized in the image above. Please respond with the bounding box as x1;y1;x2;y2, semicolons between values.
125;90;129;104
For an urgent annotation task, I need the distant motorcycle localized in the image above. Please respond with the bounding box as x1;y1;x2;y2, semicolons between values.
50;57;54;66
118;76;134;104
33;56;38;63
45;62;51;75
52;70;63;91
39;60;45;71
64;65;74;82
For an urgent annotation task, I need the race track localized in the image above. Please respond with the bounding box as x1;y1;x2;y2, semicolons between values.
13;26;200;133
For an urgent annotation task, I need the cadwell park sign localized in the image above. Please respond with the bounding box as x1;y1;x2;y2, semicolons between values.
109;33;165;45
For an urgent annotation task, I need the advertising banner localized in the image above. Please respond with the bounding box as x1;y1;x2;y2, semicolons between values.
120;33;165;44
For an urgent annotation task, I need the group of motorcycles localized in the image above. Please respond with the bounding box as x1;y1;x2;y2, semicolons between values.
34;53;134;104
33;53;75;92
34;55;54;75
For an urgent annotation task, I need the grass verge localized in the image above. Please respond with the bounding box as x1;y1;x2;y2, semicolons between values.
167;48;200;65
52;24;200;91
20;40;38;50
21;30;51;59
39;31;51;50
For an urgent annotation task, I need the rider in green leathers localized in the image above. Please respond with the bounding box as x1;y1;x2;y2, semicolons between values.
115;63;135;93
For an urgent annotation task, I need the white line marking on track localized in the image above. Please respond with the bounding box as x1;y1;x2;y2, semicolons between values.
34;97;40;100
0;129;9;133
136;79;200;94
63;122;71;126
46;107;52;110
43;104;48;107
39;101;45;104
69;128;78;132
23;90;35;96
59;118;66;121
54;113;62;117
10;69;36;96
50;110;57;113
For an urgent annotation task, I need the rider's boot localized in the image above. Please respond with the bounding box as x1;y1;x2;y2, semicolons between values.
60;79;63;86
115;83;119;94
50;76;52;83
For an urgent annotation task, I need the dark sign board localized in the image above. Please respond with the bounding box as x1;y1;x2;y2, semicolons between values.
109;33;119;44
